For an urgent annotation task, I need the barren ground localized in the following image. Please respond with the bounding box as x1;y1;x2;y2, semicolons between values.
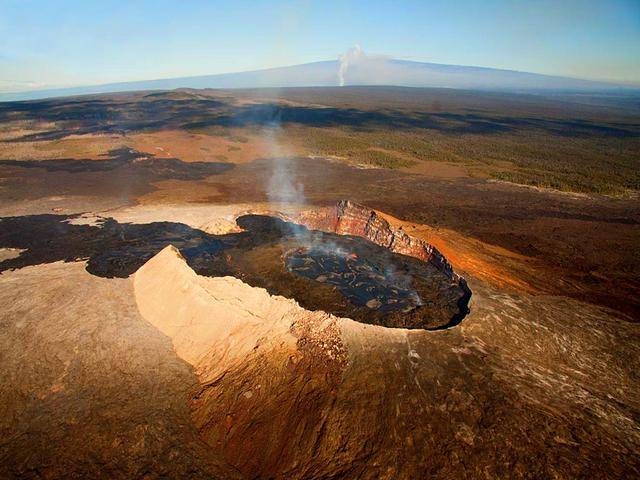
0;87;638;479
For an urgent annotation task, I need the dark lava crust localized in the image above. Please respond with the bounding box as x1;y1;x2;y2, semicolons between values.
0;213;470;329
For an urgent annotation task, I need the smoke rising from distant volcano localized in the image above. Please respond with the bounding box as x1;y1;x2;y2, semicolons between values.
338;45;365;87
337;46;401;87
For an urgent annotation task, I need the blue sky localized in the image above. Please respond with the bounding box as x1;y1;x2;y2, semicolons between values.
1;0;639;92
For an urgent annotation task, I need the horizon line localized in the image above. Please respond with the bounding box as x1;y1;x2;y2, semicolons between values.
3;56;639;98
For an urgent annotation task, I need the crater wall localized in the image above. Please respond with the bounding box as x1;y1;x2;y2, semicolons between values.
297;200;461;282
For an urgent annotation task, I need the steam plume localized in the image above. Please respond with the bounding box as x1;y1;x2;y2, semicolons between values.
338;44;365;87
263;116;304;206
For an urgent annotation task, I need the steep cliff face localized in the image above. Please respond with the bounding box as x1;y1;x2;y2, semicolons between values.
292;200;471;330
297;200;459;282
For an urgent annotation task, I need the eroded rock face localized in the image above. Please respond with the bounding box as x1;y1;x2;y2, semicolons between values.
0;260;242;480
297;200;459;281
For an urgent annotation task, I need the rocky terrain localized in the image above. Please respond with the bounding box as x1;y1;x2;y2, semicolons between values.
0;201;638;479
0;87;638;479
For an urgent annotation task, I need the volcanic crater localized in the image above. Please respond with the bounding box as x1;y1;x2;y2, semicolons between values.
0;200;470;330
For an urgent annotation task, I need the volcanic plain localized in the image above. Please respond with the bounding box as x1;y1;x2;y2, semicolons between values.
0;86;639;479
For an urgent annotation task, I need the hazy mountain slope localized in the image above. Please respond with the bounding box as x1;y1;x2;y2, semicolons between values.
1;58;635;102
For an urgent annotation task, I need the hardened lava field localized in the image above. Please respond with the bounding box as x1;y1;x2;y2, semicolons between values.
286;244;422;313
219;215;470;329
281;232;470;329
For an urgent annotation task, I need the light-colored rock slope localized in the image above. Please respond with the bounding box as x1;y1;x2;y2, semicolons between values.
132;245;640;479
135;245;313;378
0;260;241;479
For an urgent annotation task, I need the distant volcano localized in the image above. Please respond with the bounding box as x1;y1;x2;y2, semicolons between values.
2;53;637;101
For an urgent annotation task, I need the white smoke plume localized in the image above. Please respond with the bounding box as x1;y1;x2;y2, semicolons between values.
263;120;305;206
338;44;365;86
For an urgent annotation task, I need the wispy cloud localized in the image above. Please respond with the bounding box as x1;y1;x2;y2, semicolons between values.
0;79;47;93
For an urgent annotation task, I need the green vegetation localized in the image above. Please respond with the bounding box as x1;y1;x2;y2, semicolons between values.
282;120;639;194
354;149;416;169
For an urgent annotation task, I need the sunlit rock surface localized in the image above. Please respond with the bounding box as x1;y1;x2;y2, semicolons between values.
297;200;459;280
0;204;638;479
